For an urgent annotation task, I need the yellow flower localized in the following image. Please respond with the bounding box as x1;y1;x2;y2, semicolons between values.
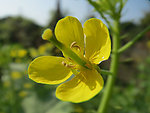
3;81;11;88
146;40;150;49
11;71;22;80
18;91;28;97
28;16;111;103
24;83;32;89
38;43;53;55
10;49;27;58
29;48;39;57
18;49;27;58
10;50;17;57
38;45;47;55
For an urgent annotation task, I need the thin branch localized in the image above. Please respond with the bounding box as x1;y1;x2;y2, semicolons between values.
118;25;150;53
100;69;113;76
120;33;130;39
94;65;113;76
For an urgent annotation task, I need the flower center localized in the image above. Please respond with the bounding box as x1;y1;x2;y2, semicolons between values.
69;41;93;69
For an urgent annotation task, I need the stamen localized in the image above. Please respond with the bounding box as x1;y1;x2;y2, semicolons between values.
66;64;76;68
62;61;67;66
70;41;77;47
70;41;81;51
62;61;75;68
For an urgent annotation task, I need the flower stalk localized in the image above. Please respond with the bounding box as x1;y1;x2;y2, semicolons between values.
94;64;113;76
118;25;150;53
49;36;89;69
98;20;120;113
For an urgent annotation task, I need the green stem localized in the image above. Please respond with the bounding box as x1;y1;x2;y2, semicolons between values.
98;20;120;113
118;25;150;53
94;65;113;76
100;69;113;76
120;33;129;39
49;37;89;69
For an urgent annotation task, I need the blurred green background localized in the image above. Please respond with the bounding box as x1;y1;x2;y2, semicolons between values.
0;0;150;113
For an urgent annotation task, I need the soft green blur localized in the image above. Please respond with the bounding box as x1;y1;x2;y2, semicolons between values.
0;0;150;113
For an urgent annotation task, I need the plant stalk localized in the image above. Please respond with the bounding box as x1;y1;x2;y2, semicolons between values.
98;20;120;113
94;65;113;76
49;37;89;69
118;25;150;53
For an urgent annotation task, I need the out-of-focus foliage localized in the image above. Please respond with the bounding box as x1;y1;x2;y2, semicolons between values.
0;17;43;48
141;12;150;27
88;0;127;23
97;0;127;17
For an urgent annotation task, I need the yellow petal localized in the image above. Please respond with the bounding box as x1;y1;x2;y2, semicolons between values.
28;56;72;84
55;16;84;55
83;18;111;64
56;68;104;103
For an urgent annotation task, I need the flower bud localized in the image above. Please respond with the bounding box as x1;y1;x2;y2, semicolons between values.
42;29;53;40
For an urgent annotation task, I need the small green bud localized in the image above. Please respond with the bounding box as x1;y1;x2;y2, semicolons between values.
42;29;53;40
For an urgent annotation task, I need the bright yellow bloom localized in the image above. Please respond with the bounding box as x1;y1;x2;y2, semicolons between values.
10;49;27;58
146;40;150;49
38;43;53;55
24;83;32;89
18;91;28;97
28;16;111;103
29;48;39;57
10;50;17;57
38;45;47;55
18;49;27;58
3;81;11;88
11;71;22;80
